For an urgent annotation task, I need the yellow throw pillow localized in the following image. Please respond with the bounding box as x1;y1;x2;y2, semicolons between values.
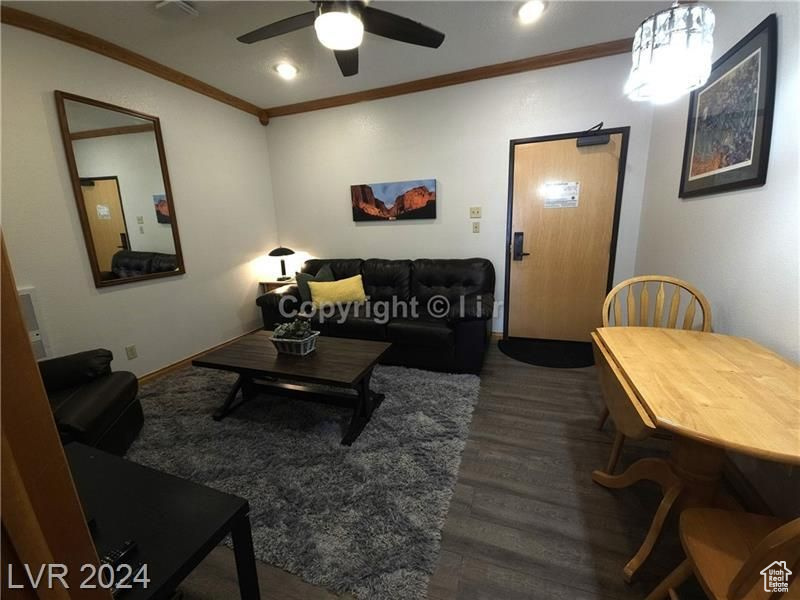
308;274;367;307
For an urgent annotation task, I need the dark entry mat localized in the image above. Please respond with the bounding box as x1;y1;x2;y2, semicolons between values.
498;338;594;368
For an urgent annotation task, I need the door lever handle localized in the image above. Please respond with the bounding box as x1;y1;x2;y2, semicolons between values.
512;232;530;260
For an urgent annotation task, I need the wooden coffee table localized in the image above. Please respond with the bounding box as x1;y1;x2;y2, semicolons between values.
192;331;392;445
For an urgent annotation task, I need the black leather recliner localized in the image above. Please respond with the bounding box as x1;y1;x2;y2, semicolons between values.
256;258;495;374
38;349;143;455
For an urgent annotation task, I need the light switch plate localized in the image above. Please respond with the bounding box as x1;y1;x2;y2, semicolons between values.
469;206;482;219
125;345;138;360
472;222;480;233
136;216;144;224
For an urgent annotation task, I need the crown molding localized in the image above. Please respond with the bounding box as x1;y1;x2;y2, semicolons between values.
1;7;264;120
264;37;633;119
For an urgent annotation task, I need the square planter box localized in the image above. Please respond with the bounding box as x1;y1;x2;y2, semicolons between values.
269;331;320;356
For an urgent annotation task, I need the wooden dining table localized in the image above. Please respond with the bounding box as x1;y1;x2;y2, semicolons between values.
590;327;800;582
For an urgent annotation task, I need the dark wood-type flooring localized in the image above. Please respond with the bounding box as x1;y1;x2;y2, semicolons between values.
181;342;710;599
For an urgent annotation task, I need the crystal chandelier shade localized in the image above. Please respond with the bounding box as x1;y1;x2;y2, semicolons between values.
625;2;715;104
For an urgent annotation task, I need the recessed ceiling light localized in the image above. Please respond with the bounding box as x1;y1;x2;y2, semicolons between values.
274;62;298;80
518;0;546;24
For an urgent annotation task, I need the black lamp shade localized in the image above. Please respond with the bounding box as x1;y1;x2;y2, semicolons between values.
268;247;295;280
268;246;295;257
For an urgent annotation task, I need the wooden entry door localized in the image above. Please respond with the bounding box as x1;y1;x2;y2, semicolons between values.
80;177;128;272
506;130;627;342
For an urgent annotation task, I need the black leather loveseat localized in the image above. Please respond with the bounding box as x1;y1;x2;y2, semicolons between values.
256;258;495;374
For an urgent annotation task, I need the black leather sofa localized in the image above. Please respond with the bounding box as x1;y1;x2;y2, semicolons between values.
256;258;495;374
100;250;178;281
38;349;143;455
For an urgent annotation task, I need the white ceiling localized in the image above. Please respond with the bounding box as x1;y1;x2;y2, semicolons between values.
9;1;658;108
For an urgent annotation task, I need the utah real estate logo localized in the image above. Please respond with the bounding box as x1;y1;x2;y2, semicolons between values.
760;561;792;593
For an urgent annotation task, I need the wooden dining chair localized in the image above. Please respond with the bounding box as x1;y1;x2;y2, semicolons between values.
646;508;800;600
596;275;712;474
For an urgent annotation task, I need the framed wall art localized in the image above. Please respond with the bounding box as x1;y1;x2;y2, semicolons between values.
153;193;171;224
679;14;777;198
351;179;436;221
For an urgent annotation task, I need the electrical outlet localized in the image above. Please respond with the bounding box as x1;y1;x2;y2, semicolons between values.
472;222;480;233
139;225;145;234
469;206;482;219
125;345;138;360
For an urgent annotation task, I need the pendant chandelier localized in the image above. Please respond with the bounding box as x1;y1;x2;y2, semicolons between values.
625;1;715;104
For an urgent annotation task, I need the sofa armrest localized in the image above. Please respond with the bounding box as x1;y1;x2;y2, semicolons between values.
448;293;495;322
256;284;299;304
256;285;301;328
38;349;113;392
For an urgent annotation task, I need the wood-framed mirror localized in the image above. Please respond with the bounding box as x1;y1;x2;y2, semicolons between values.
54;91;185;288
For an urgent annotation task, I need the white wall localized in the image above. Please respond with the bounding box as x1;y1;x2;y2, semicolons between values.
266;54;654;331
73;132;173;254
635;2;800;516
636;1;799;362
1;25;278;376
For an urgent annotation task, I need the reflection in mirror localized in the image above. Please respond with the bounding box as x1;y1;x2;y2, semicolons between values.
55;91;184;287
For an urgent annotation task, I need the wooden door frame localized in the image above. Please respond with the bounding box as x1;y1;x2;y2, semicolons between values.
2;235;112;598
80;175;131;253
502;126;630;340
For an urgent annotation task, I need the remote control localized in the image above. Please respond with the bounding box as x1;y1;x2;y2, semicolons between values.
102;539;137;568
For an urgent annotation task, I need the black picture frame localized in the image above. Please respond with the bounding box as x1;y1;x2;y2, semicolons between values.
679;13;777;198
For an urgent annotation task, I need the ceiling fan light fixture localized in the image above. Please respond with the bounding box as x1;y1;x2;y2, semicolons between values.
518;1;546;25
314;9;364;51
274;62;298;80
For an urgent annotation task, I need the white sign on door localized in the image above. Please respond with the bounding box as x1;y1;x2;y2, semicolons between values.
96;204;112;219
541;181;580;208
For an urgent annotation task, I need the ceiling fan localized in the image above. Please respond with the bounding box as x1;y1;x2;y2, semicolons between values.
237;1;445;77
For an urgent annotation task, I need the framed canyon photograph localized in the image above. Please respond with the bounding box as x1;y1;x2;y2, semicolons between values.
679;14;777;199
153;193;171;224
351;179;436;222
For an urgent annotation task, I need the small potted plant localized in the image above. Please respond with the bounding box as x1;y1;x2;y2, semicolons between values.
270;318;320;356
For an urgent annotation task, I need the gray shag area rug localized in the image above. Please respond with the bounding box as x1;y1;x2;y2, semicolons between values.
127;365;479;600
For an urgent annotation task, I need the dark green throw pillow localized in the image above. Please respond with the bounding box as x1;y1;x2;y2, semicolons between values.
295;264;334;303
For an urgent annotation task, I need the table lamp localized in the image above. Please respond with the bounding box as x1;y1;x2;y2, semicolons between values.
268;247;295;281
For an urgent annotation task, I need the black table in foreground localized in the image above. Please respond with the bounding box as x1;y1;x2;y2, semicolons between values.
193;331;392;445
66;443;260;600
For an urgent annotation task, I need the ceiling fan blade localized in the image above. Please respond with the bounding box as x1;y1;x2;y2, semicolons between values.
334;48;359;77
361;6;445;49
237;11;316;44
